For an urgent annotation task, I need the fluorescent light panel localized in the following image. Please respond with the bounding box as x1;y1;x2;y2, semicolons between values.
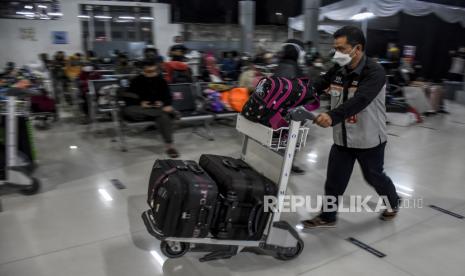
94;15;112;19
16;11;35;15
47;12;63;16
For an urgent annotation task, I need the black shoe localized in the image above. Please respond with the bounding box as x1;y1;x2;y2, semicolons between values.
291;165;306;175
166;148;179;158
379;208;399;221
437;109;450;114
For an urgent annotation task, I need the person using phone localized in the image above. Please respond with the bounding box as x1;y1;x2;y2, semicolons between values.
124;59;179;158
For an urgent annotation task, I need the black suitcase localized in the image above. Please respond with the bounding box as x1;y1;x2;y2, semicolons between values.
147;159;218;238
199;154;277;240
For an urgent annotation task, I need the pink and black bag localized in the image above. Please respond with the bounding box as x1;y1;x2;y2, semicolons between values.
241;76;319;129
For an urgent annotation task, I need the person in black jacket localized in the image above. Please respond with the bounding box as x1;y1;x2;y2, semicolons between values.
273;39;307;175
274;39;305;79
124;59;179;158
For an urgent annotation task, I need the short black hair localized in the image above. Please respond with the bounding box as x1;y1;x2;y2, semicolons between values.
334;26;366;50
281;39;304;62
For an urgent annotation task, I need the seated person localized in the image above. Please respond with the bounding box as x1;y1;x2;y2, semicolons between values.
115;53;136;75
164;55;192;83
124;60;179;158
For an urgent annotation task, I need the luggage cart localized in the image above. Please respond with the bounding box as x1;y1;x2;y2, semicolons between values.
0;91;40;206
142;114;309;262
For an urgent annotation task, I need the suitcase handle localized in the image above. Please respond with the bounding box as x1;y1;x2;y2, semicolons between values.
187;163;204;174
248;202;264;237
222;159;239;170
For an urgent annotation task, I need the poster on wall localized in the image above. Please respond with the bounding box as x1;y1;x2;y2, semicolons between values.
52;31;68;44
19;27;36;41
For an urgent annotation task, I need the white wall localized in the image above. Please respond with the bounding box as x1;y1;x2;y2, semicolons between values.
0;0;180;67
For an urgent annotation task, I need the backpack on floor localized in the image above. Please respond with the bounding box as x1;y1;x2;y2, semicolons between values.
241;76;319;129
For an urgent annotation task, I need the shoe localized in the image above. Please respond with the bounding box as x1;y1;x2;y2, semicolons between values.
379;208;398;221
291;165;306;175
166;148;179;158
301;216;336;229
437;109;450;114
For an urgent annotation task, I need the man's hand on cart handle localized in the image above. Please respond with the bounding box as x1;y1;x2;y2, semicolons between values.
314;113;332;128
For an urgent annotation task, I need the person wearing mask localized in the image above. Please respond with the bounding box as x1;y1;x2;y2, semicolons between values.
144;47;164;64
301;26;400;228
273;39;307;175
124;60;179;158
204;52;222;82
115;54;136;75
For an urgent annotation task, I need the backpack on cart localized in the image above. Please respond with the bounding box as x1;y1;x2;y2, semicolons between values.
146;159;218;238
199;154;277;241
242;76;319;129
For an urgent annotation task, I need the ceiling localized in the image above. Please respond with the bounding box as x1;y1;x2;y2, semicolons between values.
0;0;61;20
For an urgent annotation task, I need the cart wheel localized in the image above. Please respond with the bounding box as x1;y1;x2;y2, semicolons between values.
20;177;40;196
160;241;189;258
274;240;303;261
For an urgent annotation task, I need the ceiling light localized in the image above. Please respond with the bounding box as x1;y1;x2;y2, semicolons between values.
118;16;135;20
16;11;35;15
94;15;112;19
38;5;48;9
350;12;375;21
140;16;154;20
24;5;33;9
69;145;78;149
295;224;304;230
48;12;63;16
78;15;90;18
275;12;282;16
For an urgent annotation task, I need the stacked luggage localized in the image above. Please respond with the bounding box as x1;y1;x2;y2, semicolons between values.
145;155;276;242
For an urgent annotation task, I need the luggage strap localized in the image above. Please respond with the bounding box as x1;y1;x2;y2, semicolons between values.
150;168;177;200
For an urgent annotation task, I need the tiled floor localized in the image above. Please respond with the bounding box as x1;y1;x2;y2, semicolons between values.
1;103;465;276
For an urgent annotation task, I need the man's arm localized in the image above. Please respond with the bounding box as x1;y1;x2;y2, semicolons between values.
327;66;386;126
311;65;339;95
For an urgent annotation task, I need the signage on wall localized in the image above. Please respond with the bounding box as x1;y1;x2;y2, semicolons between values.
19;27;36;41
52;31;68;44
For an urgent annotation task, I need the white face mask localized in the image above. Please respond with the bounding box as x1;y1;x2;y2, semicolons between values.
332;48;356;67
314;62;323;67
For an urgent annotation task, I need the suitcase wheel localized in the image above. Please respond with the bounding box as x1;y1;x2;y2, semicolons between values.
20;177;40;196
160;241;189;258
273;240;304;261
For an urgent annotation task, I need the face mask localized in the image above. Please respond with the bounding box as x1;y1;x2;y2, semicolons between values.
332;47;356;67
314;62;323;67
83;66;93;72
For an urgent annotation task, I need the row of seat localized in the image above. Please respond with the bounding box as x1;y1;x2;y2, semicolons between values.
87;76;239;151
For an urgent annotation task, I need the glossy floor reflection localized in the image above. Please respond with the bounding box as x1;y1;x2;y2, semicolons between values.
1;103;465;276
